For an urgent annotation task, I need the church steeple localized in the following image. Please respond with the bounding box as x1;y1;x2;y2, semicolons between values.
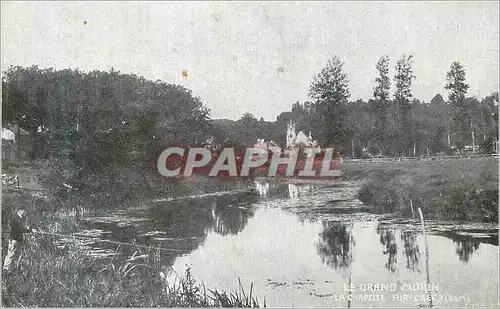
286;119;296;148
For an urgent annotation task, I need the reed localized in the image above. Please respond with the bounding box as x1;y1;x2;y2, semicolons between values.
2;238;262;307
2;191;262;307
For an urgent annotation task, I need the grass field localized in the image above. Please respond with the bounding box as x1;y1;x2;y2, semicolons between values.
340;157;498;222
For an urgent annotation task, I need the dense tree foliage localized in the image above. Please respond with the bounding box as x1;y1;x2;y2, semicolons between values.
308;56;352;150
2;59;498;174
2;66;211;170
445;61;471;150
393;55;416;156
372;55;392;155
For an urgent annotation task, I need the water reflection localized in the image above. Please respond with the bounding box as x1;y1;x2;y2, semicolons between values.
210;193;257;236
436;230;498;263
375;225;421;273
445;233;481;263
455;237;480;263
255;181;270;196
376;226;398;272
400;230;420;271
124;190;259;254
254;180;315;199
288;183;315;198
151;197;213;239
316;221;354;271
289;183;299;199
80;179;499;308
254;180;285;198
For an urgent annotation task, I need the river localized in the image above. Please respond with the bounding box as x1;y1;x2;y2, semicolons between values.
75;178;498;308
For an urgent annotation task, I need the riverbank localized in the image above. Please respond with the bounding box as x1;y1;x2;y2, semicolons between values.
2;157;498;306
1;162;261;307
340;157;498;223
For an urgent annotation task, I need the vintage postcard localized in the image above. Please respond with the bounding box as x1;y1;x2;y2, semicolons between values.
1;2;498;308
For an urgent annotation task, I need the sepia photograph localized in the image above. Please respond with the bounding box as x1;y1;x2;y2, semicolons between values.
1;1;499;308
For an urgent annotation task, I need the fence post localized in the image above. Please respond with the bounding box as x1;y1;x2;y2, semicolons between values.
418;207;433;308
347;220;354;308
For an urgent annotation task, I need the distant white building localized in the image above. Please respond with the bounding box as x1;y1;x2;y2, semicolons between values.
285;120;318;149
2;126;30;162
2;128;16;162
253;120;319;156
2;128;15;141
253;139;281;153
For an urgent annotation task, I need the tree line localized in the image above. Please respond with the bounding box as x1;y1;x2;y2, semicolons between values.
2;66;212;170
2;56;498;176
213;56;498;157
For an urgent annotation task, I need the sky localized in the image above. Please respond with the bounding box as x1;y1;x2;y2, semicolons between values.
2;1;499;120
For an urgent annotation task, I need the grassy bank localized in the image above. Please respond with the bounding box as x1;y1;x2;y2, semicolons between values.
32;158;252;205
3;233;261;307
2;161;261;307
341;157;498;222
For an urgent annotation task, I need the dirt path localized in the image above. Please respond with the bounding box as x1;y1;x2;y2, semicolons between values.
2;164;49;195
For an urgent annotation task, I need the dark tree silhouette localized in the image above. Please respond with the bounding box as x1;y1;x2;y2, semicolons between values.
316;221;353;271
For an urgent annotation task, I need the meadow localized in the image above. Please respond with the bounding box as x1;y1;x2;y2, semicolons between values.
341;157;498;222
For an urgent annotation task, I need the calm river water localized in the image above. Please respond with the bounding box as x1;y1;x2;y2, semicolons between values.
79;178;498;308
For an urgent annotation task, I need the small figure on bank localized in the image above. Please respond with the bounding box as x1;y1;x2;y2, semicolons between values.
2;209;34;273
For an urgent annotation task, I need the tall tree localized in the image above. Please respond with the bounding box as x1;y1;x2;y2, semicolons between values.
430;94;445;105
477;92;498;153
426;94;452;154
393;54;416;156
374;55;391;102
372;55;391;155
445;61;470;150
235;113;260;145
309;56;351;151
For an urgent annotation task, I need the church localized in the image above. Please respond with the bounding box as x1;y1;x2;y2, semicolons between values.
252;120;318;154
285;120;318;150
